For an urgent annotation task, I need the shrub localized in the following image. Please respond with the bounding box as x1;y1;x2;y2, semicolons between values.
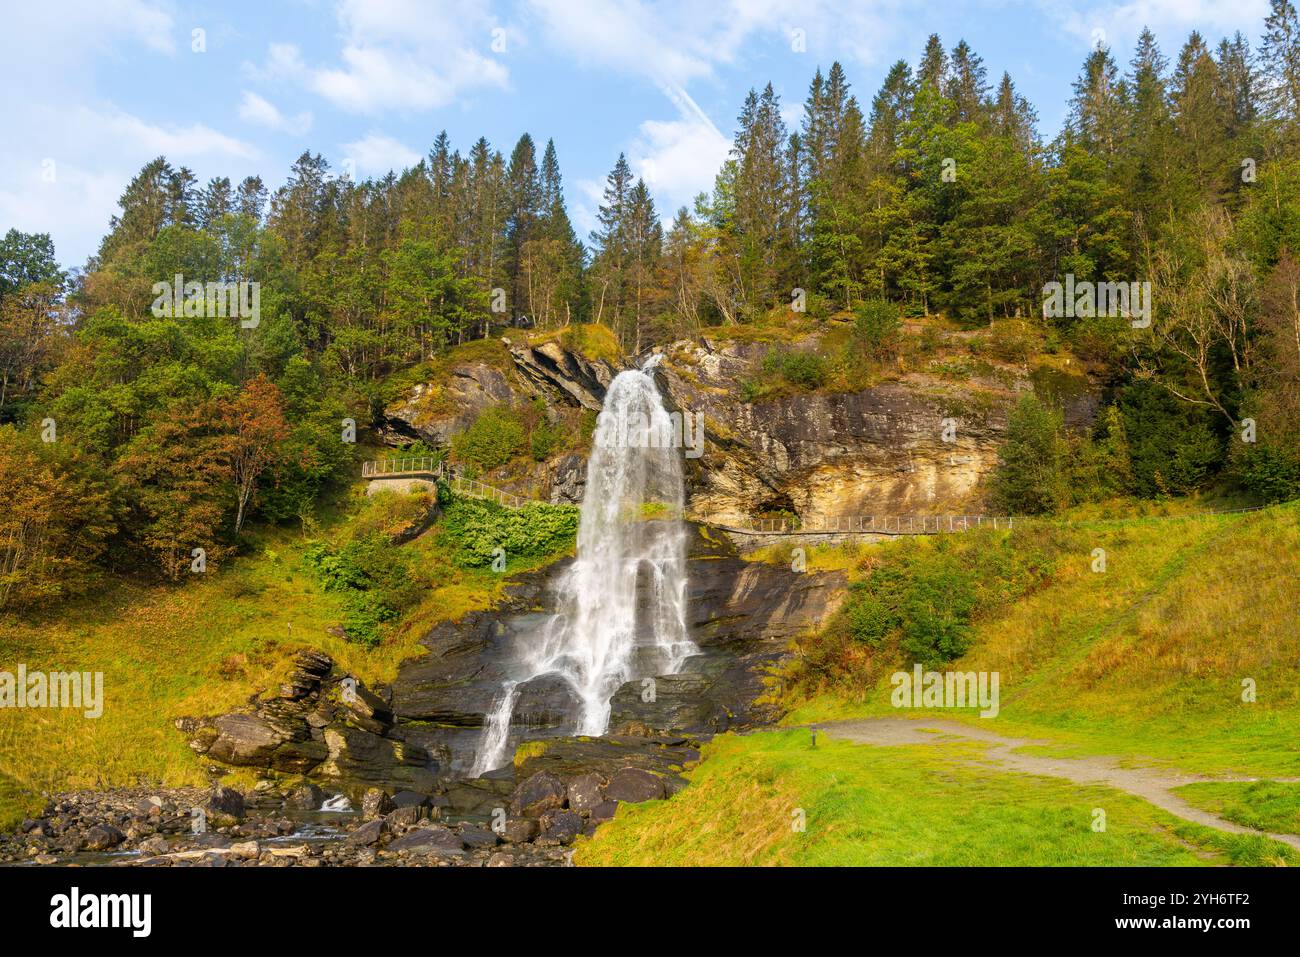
984;319;1039;363
451;405;526;471
991;395;1069;514
560;323;622;364
437;495;580;568
851;298;902;359
1117;381;1223;496
740;348;828;402
765;349;827;388
1238;443;1300;503
303;532;422;647
840;533;1062;669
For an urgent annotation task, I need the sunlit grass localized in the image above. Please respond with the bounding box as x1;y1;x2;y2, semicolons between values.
0;493;550;829
575;729;1295;866
775;501;1300;857
1176;781;1300;837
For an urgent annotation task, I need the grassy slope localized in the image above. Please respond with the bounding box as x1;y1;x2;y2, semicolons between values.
0;492;559;829
575;729;1293;866
580;501;1300;865
786;501;1300;776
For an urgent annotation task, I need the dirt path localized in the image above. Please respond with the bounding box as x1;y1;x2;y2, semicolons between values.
814;717;1300;852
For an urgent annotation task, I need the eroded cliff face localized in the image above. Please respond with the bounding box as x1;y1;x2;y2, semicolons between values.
380;341;617;449
377;326;1098;524
656;334;1096;526
378;339;620;504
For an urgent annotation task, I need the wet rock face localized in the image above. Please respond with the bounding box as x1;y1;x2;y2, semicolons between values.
179;650;437;794
386;527;844;774
375;341;618;505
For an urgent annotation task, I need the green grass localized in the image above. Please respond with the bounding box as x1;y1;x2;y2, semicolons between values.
575;729;1295;866
784;502;1300;777
1175;781;1300;836
0;487;568;830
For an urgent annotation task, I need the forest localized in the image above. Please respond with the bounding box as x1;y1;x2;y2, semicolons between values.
2;1;1299;612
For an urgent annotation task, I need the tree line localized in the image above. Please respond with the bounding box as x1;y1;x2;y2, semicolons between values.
2;2;1300;607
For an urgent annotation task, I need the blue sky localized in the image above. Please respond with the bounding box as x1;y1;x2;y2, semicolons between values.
0;0;1275;269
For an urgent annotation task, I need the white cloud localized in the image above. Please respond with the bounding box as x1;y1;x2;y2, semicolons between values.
0;101;258;267
1043;0;1271;51
628;84;731;215
238;91;313;136
341;133;421;178
0;0;176;67
77;106;257;162
264;0;510;114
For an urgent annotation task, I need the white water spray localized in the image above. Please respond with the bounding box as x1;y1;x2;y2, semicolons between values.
470;357;695;775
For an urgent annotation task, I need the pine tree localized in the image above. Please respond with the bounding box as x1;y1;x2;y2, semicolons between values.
196;177;233;230
1171;32;1232;201
946;40;990;125
731;84;794;314
917;34;949;90
1068;45;1126;164
1260;0;1300;120
590;153;634;331
506;134;543;323
1123;28;1176;238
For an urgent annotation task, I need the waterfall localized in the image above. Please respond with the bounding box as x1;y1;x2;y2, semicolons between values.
469;356;696;775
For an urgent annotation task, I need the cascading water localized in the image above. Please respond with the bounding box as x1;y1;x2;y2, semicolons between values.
470;356;696;775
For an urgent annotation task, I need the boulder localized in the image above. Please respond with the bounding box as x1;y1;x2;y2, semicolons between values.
361;788;394;819
200;713;326;773
511;674;581;729
605;768;665;804
346;819;385;847
138;835;169;856
537;810;583;846
205;786;246;826
283;782;325;810
458;825;499;849
389;825;465;858
383;806;427;831
82;825;124;852
501;818;539;844
566;772;606;814
509;771;567;818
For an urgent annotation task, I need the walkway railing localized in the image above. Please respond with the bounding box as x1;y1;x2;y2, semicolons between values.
361;457;444;479
361;458;541;509
724;514;1013;535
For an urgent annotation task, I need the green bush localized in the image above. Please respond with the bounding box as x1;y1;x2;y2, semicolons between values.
851;298;902;359
303;533;422;647
984;319;1039;363
451;405;526;471
841;533;1061;669
437;495;580;568
1238;442;1300;503
1117;381;1223;496
1064;405;1134;503
740;348;828;402
991;395;1069;514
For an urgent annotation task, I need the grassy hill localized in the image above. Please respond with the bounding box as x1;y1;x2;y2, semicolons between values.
576;500;1300;866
